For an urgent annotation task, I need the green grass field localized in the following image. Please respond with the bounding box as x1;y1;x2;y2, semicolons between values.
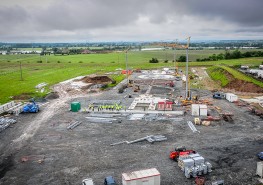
0;49;263;103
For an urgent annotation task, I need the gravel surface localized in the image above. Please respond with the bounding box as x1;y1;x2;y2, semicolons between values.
0;73;262;185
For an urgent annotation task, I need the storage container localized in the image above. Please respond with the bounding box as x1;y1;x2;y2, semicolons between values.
122;168;160;185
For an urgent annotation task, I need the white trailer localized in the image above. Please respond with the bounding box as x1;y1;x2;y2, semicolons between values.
122;168;160;185
225;93;238;102
191;104;200;116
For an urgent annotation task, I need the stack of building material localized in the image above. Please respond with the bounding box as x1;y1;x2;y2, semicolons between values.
178;158;194;171
0;117;16;132
0;101;16;114
178;153;212;178
67;121;82;130
86;116;117;123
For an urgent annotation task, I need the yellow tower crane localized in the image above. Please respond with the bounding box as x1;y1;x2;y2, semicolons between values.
152;37;192;103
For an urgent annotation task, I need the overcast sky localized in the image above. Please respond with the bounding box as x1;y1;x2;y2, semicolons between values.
0;0;263;42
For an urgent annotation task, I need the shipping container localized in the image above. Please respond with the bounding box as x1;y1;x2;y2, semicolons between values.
122;168;160;185
225;93;238;102
191;104;200;116
199;104;207;116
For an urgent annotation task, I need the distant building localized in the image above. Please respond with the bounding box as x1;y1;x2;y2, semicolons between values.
81;49;93;54
241;65;249;70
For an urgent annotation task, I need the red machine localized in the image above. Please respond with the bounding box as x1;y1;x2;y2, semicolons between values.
169;146;196;161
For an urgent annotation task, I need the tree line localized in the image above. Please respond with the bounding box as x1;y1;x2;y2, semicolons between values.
196;50;263;62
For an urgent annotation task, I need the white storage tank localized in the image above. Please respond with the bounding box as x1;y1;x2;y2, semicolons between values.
199;104;207;116
257;161;263;178
122;168;160;185
191;104;200;116
225;93;238;102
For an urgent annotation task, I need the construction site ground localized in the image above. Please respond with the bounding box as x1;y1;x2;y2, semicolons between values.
0;69;263;185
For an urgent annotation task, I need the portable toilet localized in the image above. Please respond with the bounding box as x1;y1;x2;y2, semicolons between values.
71;102;81;112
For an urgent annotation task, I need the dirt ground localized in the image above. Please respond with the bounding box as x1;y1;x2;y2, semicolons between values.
0;70;263;185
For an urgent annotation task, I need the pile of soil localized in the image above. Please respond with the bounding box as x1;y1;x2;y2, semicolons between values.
225;79;263;93
224;71;263;93
81;75;113;84
45;92;59;99
12;93;32;100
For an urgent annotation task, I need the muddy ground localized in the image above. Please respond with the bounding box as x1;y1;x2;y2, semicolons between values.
0;70;263;185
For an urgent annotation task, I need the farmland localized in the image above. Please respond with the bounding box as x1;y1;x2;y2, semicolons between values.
0;49;263;103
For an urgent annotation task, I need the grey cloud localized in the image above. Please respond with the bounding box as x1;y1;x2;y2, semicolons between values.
0;5;30;26
33;0;144;31
235;26;263;33
179;0;263;27
0;0;262;41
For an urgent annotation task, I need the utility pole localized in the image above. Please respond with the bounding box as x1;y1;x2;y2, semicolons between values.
185;37;191;100
20;61;23;81
174;39;178;75
124;46;130;87
118;53;120;66
125;50;128;86
185;48;189;99
173;48;176;74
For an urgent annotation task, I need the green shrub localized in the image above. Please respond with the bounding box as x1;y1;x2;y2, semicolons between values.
149;58;159;63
